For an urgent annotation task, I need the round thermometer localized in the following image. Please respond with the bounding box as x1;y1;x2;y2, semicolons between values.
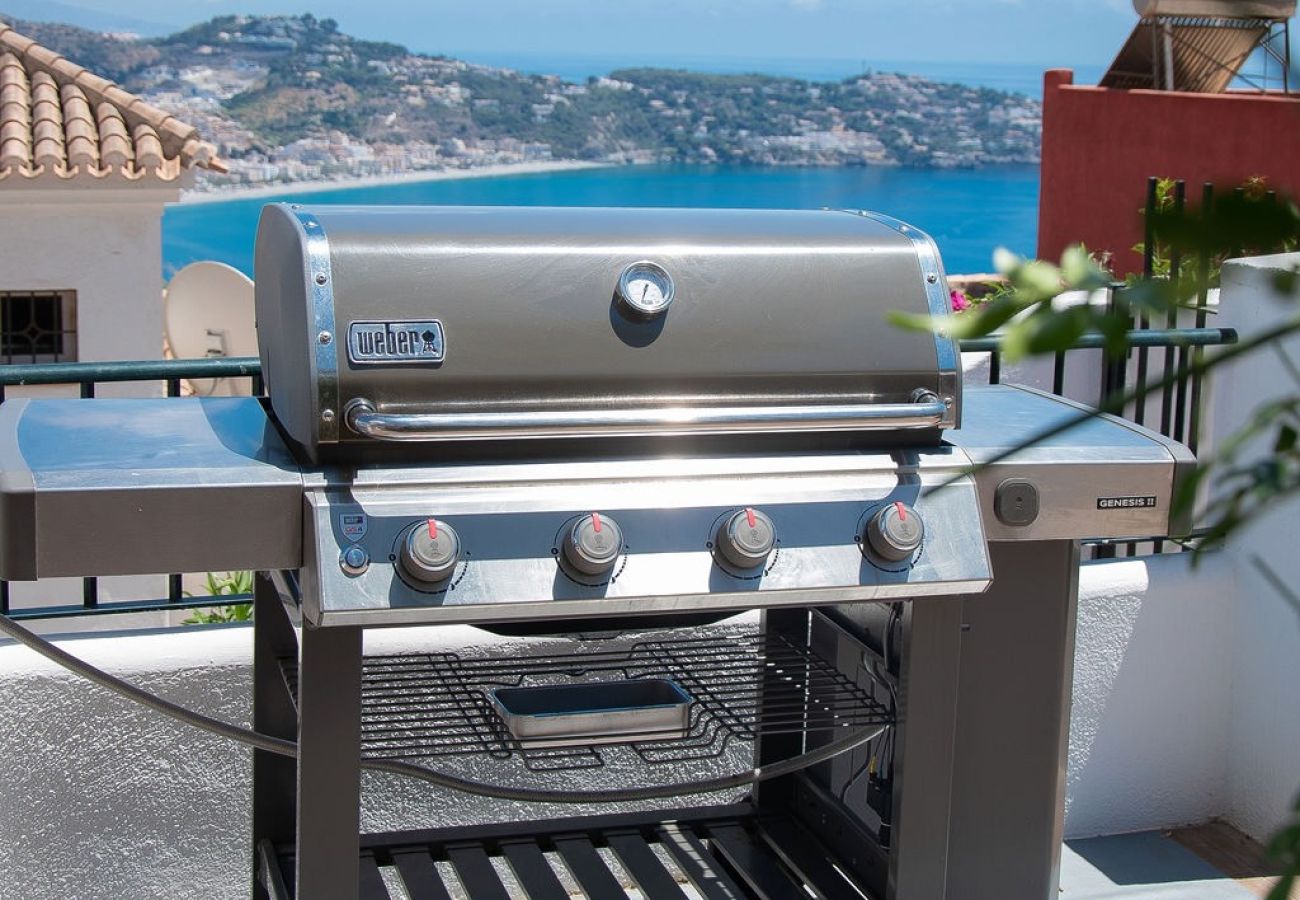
616;261;675;319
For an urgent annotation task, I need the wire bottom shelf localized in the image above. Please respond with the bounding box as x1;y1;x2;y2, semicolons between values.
280;629;891;786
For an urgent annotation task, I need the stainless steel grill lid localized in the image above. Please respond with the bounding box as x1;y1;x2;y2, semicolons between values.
254;204;960;461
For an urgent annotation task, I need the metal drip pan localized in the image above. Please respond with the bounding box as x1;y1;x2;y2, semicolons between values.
490;679;693;748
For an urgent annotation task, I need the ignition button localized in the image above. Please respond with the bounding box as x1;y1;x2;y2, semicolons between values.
340;544;370;576
994;479;1040;527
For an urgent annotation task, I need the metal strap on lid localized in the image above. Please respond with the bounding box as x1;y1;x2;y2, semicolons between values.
290;207;340;444
344;393;948;442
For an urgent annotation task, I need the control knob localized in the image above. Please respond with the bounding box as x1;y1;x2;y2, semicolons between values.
864;502;924;563
716;507;776;569
563;512;623;576
399;518;461;584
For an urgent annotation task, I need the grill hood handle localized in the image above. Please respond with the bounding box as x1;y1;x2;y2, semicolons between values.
343;392;949;442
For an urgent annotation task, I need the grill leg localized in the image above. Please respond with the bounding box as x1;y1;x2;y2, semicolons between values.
887;598;964;899
796;602;965;900
945;541;1080;900
295;620;364;900
252;574;300;899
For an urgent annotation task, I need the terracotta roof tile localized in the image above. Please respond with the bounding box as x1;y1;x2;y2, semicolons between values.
30;72;65;170
95;102;132;169
61;83;99;171
0;19;224;183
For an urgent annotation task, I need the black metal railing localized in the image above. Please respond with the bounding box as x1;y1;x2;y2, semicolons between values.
0;359;263;621
8;174;1278;618
0;318;1237;621
978;176;1294;558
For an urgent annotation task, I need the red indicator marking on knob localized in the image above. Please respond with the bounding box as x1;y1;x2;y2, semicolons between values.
894;501;907;521
591;512;602;533
745;507;757;528
427;519;438;539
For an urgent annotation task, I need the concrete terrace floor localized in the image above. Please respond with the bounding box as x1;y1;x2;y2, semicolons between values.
1061;823;1284;900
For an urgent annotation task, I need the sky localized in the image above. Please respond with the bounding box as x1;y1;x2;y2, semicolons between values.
4;0;1153;67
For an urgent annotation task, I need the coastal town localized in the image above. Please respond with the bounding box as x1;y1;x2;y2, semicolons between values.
12;13;1043;194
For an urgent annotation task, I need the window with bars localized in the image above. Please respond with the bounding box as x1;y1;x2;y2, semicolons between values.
0;290;78;363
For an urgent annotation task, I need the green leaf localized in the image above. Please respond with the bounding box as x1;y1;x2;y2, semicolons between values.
1026;306;1092;357
1121;279;1181;316
1059;245;1110;291
1278;425;1298;453
1275;266;1299;297
999;305;1090;360
1171;464;1209;523
997;318;1032;361
888;294;1036;342
1097;311;1133;359
886;310;942;333
992;247;1020;274
960;295;1034;338
1010;259;1064;302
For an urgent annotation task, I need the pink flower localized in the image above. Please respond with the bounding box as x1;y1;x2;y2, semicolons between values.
950;289;971;312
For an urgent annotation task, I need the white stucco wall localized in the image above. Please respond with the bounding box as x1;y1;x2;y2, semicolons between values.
1059;255;1300;841
0;552;1249;898
0;190;176;388
1065;553;1236;838
1213;254;1300;841
0;621;752;900
0;627;254;900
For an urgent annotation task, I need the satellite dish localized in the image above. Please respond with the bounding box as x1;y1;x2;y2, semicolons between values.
164;261;256;397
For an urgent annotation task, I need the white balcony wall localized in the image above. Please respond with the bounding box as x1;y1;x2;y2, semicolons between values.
1065;553;1236;837
0;623;747;900
1213;254;1300;841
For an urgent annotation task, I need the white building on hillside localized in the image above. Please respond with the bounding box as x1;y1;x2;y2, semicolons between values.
0;21;222;380
0;21;224;621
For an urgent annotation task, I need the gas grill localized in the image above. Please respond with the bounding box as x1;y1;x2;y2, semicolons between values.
0;204;1194;900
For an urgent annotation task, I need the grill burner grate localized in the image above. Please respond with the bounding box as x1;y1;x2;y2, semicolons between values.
280;631;891;784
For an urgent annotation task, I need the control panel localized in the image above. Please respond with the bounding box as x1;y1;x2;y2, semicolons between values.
300;458;991;627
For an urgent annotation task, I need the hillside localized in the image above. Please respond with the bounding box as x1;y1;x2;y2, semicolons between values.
1;13;1042;189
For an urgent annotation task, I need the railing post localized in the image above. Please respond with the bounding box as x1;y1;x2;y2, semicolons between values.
1187;182;1215;456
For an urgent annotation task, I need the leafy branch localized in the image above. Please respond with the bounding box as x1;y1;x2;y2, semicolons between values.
895;184;1300;897
893;189;1300;554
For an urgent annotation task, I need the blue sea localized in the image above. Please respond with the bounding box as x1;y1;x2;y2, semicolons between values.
163;164;1040;279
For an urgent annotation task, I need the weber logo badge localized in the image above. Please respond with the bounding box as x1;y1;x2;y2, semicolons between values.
1097;496;1157;510
348;320;445;364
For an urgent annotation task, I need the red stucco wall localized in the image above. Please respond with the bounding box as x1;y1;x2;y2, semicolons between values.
1037;69;1300;275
